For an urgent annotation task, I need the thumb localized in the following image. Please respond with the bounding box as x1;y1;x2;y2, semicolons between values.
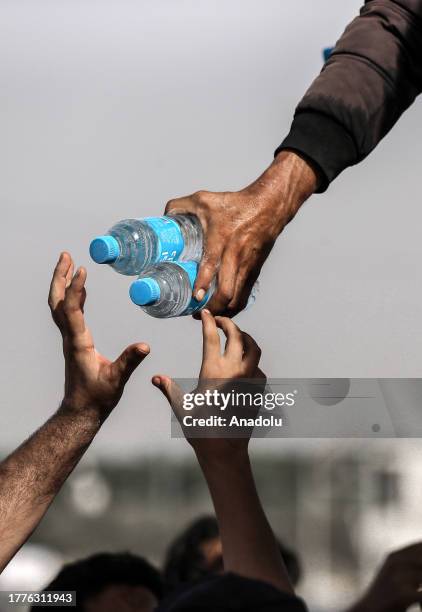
152;375;184;415
113;343;150;384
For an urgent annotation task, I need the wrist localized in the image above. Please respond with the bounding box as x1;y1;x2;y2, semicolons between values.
272;150;319;202
60;397;106;424
247;150;318;235
195;446;250;474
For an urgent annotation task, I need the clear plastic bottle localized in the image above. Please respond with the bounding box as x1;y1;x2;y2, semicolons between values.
129;261;258;318
89;215;202;275
129;262;213;318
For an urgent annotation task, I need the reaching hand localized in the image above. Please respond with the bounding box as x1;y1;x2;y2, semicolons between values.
152;309;265;457
48;252;150;417
347;543;422;612
152;311;292;595
165;151;317;316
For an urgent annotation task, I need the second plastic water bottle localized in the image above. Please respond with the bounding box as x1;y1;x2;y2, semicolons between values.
89;215;202;275
129;262;214;318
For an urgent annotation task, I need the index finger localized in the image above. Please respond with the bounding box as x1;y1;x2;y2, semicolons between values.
215;316;243;360
201;309;221;362
165;196;197;216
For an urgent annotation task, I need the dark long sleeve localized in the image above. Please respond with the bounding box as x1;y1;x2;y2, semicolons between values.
276;0;422;192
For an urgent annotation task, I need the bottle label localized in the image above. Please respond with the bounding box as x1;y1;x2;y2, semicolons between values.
176;262;211;315
143;217;184;262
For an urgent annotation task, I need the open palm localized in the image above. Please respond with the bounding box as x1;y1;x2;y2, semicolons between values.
49;252;150;417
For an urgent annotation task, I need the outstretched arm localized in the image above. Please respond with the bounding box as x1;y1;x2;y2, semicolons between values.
165;2;422;317
0;253;149;572
153;310;293;594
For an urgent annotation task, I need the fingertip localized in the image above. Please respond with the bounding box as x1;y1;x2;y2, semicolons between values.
195;288;206;301
200;309;212;323
55;251;71;272
137;343;150;355
152;375;161;387
72;267;87;285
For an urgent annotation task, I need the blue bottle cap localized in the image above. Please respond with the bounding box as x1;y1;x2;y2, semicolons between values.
89;235;120;264
129;277;161;306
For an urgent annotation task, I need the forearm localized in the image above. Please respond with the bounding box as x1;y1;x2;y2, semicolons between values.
196;449;293;594
0;400;102;571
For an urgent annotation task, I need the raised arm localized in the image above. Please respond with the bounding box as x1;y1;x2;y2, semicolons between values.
152;310;293;595
0;253;149;572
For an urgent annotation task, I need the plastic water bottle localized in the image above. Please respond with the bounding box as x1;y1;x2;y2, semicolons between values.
129;261;257;318
89;215;202;275
128;262;213;318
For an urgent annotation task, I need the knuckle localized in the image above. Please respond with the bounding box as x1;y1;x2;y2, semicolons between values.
63;302;77;315
165;199;176;212
202;253;220;269
194;190;213;209
236;296;249;313
194;190;208;202
222;304;239;319
68;339;92;353
218;287;234;304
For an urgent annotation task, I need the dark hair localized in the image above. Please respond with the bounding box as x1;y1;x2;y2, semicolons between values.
32;552;163;611
163;516;221;592
163;516;302;593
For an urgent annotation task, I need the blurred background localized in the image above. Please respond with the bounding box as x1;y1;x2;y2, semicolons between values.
1;0;422;610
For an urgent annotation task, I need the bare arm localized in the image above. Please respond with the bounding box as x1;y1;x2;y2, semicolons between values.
0;403;100;572
0;253;149;572
197;447;291;593
153;310;293;594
